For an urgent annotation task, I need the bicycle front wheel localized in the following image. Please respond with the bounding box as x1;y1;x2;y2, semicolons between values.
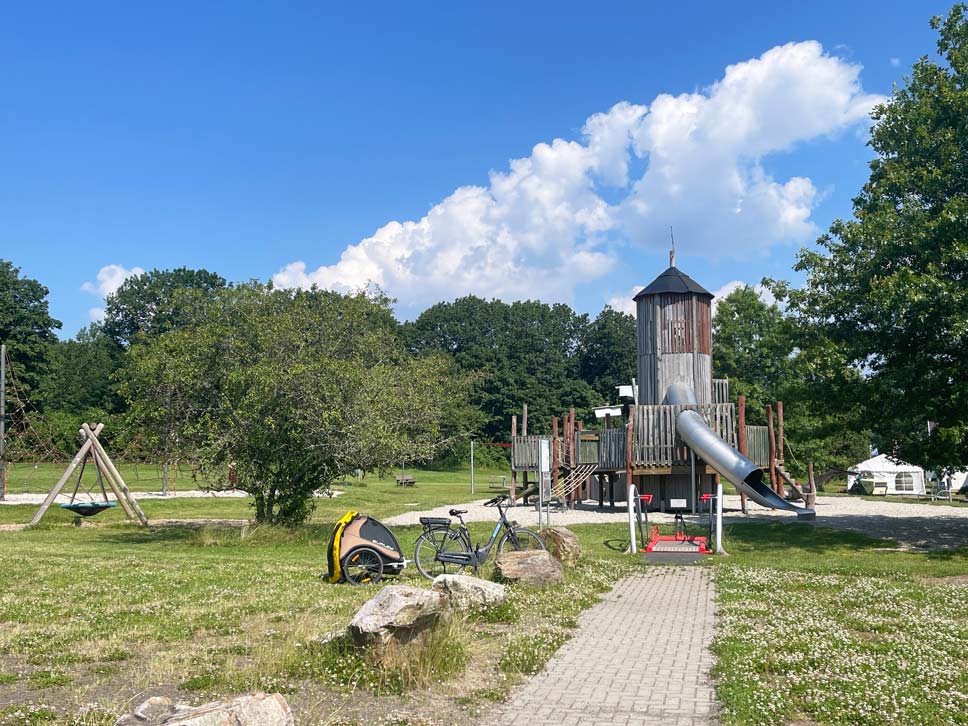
414;528;470;580
497;527;545;554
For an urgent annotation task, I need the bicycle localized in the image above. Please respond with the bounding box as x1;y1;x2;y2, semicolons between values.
413;494;545;579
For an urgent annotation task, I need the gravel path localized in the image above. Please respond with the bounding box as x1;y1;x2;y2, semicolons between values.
0;489;342;505
386;494;968;551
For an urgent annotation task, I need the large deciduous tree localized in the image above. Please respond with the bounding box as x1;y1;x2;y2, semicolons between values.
779;5;968;471
714;286;870;475
406;297;598;439
578;306;636;403
121;284;464;524
712;287;793;423
103;267;226;347
0;259;61;397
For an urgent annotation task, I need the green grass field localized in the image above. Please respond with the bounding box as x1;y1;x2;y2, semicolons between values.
0;463;505;526
1;466;967;725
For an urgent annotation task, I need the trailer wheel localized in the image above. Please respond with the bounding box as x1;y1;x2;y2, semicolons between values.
342;546;384;586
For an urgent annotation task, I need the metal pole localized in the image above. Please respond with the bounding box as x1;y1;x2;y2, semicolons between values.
715;476;727;555
0;343;6;501
470;440;475;494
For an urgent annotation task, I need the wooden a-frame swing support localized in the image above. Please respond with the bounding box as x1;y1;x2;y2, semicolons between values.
30;423;148;527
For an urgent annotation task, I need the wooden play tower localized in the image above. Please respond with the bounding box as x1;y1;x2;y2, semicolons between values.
510;251;802;513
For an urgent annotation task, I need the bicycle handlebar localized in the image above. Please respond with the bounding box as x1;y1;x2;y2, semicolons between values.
484;494;509;507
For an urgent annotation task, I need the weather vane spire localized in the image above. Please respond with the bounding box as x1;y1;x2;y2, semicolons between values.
669;226;676;267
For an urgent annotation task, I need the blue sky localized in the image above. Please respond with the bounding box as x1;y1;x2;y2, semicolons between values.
0;1;950;336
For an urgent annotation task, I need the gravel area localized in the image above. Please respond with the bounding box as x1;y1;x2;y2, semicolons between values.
0;489;342;505
386;494;968;551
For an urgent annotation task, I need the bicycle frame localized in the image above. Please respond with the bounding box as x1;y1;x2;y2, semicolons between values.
432;502;514;568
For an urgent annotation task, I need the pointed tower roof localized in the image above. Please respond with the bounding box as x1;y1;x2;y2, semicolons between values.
633;266;714;301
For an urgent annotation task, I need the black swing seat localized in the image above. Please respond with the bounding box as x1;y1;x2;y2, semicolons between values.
59;501;117;517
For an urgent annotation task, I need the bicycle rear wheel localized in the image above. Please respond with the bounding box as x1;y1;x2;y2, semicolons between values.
414;528;470;580
497;527;545;553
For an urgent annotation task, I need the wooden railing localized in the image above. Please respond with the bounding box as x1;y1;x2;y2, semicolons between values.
631;403;737;467
512;428;628;472
745;425;770;467
712;378;730;404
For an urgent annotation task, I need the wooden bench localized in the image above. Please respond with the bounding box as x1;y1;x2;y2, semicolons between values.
488;475;509;490
395;475;416;487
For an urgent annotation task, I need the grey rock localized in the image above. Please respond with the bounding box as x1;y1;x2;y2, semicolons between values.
432;574;507;609
538;526;581;567
495;549;564;586
348;585;446;650
115;692;292;726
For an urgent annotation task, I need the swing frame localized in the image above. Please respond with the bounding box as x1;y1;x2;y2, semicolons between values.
30;423;147;526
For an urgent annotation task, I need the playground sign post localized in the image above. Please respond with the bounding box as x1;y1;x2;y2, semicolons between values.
538;438;551;529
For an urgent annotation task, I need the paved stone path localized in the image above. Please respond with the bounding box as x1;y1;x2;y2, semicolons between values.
487;568;718;726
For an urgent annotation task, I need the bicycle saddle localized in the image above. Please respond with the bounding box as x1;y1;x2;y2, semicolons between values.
448;508;467;516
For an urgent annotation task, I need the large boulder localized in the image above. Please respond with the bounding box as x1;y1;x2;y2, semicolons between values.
538;526;580;567
432;574;507;610
115;692;292;725
494;550;564;586
348;585;446;650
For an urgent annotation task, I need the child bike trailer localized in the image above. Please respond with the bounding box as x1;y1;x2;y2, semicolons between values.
326;511;406;585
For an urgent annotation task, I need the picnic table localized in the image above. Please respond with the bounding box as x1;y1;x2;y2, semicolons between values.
488;475;509;490
395;474;416;487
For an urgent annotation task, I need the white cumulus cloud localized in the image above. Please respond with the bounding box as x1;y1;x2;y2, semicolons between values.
275;41;883;311
82;264;145;321
711;280;777;313
605;286;642;316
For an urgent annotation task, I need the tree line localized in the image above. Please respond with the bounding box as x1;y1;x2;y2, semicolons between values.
1;4;964;521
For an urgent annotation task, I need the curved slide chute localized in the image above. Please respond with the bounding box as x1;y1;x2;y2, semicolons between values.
666;384;815;519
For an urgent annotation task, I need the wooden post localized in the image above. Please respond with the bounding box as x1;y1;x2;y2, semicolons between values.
30;423;106;525
522;404;528;437
82;424;148;525
569;408;576;467
807;462;817;508
575;420;584;507
551;416;559;502
92;445;135;519
608;472;615;508
737;395;748;513
766;405;779;495
777;401;785;466
510;415;517;503
625;405;635;508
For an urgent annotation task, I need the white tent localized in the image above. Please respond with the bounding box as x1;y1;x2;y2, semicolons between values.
949;470;968;494
847;454;927;496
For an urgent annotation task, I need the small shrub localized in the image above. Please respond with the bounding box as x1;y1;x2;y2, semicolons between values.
376;614;470;693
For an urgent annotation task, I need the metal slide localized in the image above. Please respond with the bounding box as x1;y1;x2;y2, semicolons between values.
666;384;815;519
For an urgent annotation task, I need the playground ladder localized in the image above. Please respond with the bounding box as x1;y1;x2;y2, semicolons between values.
552;462;598;500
